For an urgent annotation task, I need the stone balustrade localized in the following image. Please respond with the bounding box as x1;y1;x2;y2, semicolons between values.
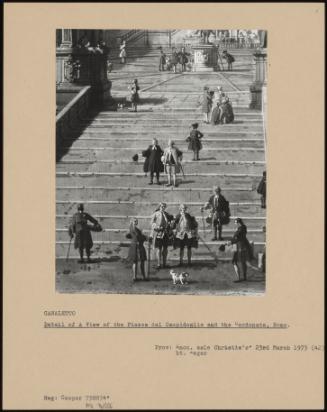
56;86;91;156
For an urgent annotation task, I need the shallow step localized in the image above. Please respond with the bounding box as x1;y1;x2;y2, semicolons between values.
56;227;266;244
58;148;265;162
57;160;265;175
55;241;265;260
56;214;265;229
56;186;259;203
56;200;265;218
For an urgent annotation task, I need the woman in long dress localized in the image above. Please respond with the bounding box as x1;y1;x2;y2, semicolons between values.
126;218;148;281
129;79;140;112
119;40;127;64
202;87;212;123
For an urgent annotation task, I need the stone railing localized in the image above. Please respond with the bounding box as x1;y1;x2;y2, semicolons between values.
56;85;91;155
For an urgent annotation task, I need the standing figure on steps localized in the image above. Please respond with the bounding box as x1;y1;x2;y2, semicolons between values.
159;49;166;71
142;138;164;185
202;186;230;241
222;50;235;71
150;203;174;269
170;48;179;73
126;218;148;282
129;79;140;112
162;140;183;187
219;96;234;124
186;122;204;161
202;86;213;123
173;204;198;266
119;40;127;64
257;170;266;209
228;218;253;282
68;203;101;263
178;47;189;72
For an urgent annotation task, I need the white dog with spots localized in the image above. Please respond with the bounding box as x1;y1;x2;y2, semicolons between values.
170;270;189;285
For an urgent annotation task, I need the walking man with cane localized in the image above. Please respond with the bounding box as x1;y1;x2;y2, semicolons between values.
201;186;230;241
68;203;102;263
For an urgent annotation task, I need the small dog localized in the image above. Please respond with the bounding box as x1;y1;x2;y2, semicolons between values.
170;270;189;285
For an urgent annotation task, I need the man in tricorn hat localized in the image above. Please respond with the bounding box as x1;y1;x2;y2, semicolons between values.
186;122;204;161
150;202;174;269
201;186;230;241
68;203;100;263
142;138;164;185
173;204;198;266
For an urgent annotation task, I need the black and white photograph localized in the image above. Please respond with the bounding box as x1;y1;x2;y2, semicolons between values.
56;29;267;295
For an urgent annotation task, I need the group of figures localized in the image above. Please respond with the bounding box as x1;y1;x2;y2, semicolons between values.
202;86;234;124
67;180;261;283
159;46;190;73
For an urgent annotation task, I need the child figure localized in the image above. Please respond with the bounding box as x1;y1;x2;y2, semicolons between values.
186;123;204;161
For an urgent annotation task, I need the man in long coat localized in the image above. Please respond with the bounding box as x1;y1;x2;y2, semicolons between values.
162;140;183;187
142;138;164;185
173;204;198;266
150;203;174;269
68;203;100;263
202;186;230;241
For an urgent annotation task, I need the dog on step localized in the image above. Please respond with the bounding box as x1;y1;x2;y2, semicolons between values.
170;270;189;285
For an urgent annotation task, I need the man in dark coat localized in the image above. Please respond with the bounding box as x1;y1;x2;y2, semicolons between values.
222;50;235;70
170;48;179;73
220;97;234;124
178;47;189;72
202;186;230;241
228;218;253;282
68;203;100;263
159;50;166;71
172;204;198;266
257;171;266;208
142;138;164;185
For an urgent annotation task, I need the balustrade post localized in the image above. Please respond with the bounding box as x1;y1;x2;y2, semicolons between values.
249;51;267;110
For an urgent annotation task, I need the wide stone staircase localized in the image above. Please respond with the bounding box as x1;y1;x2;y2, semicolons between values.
56;47;266;264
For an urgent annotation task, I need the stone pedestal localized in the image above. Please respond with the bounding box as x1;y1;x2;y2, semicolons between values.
250;51;267;110
56;29;113;107
72;49;112;106
191;44;218;72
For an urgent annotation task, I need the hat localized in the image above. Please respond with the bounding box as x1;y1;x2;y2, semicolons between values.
219;244;226;252
77;203;84;211
217;86;223;91
191;122;199;128
132;154;138;162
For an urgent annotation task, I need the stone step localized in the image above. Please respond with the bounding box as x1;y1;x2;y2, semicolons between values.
58;148;265;162
93;113;261;119
83;122;263;130
86;119;262;126
56;214;265;230
56;227;265;243
55;200;264;218
61;138;264;150
57;160;264;174
78;130;263;138
56;186;259;203
56;199;265;216
55;241;265;260
56;174;263;189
